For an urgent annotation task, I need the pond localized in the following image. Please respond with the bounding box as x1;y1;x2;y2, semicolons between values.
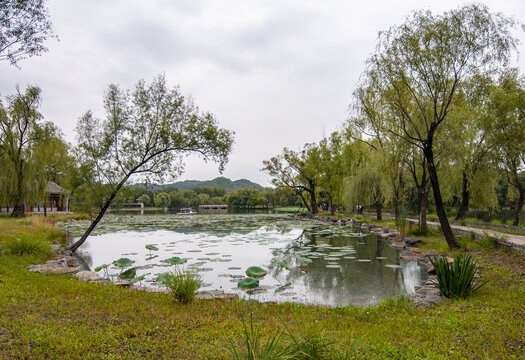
62;214;427;307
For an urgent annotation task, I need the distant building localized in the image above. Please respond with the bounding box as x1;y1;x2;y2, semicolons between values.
0;181;70;213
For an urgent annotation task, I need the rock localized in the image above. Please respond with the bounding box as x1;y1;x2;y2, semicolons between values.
114;280;131;287
214;293;238;300
392;241;406;250
427;265;436;274
65;256;79;267
75;270;102;282
399;250;420;260
405;237;423;246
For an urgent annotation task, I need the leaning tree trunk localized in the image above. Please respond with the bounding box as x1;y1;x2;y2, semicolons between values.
455;170;470;221
69;174;131;252
513;187;524;227
424;146;460;249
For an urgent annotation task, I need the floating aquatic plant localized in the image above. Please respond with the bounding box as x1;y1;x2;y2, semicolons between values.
245;266;267;279
238;278;259;289
145;244;159;255
296;257;312;266
162;257;188;266
274;259;290;270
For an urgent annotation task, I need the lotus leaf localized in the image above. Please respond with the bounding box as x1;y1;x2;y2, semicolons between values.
94;264;109;272
245;266;267;278
237;277;259;289
274;259;291;270
162;257;188;265
156;273;174;285
145;244;159;251
112;258;135;268
296;257;312;264
120;267;137;279
129;273;150;284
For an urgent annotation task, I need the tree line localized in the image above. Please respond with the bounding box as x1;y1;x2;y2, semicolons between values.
263;4;524;249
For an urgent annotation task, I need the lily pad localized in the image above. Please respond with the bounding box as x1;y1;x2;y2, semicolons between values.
162;257;188;265
296;257;313;265
120;267;137;279
274;259;291;270
238;278;259;289
145;244;159;251
113;258;135;269
246;266;267;278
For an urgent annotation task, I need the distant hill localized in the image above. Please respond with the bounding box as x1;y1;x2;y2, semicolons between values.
134;177;265;192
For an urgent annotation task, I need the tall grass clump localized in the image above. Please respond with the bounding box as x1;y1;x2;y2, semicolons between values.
227;313;364;359
1;233;52;258
163;269;202;304
228;313;289;360
430;254;486;299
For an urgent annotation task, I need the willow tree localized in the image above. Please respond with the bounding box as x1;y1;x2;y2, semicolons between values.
449;74;498;220
365;4;519;248
485;69;525;226
0;86;43;217
349;82;409;223
68;75;234;251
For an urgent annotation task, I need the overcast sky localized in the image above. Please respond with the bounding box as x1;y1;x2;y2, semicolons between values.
1;0;524;186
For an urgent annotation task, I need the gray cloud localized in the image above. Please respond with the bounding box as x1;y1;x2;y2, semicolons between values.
1;0;524;186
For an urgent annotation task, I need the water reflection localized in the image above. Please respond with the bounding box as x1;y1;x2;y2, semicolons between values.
67;214;426;306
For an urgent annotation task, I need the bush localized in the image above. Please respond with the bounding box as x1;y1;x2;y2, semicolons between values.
2;234;52;258
430;254;486;299
163;269;202;304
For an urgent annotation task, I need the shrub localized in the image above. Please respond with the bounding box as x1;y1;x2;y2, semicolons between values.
2;234;52;258
430;254;486;299
163;269;202;304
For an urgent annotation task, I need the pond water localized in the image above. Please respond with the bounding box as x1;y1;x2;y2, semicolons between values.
62;214;426;307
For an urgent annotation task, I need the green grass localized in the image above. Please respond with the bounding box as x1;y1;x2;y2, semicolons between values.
0;216;523;359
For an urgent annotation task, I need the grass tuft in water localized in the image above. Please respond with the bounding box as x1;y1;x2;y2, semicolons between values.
163;269;202;304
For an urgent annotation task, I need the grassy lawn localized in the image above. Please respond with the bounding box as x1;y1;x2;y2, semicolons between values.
0;215;523;359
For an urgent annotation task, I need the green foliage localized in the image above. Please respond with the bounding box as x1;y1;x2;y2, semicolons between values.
245;266;267;279
227;313;288;360
119;267;136;279
93;263;109;272
145;244;158;252
162;256;187;266
274;259;291;270
238;278;259;289
1;234;52;257
129;273;149;284
0;0;57;67
112;258;134;270
160;269;202;304
430;254;487;299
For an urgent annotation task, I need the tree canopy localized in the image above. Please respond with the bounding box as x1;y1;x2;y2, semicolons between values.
69;74;234;251
0;0;57;67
